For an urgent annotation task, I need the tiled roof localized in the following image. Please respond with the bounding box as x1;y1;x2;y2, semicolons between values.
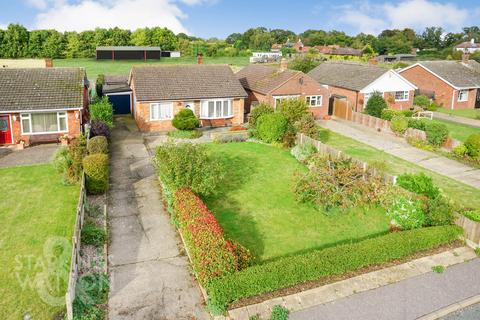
0;68;86;112
97;46;161;51
131;65;247;101
308;62;387;91
455;41;480;49
417;61;480;88
236;65;301;94
103;75;131;94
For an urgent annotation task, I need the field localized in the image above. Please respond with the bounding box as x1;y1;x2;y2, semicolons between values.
0;164;79;319
54;56;250;78
203;142;390;262
436;107;480;120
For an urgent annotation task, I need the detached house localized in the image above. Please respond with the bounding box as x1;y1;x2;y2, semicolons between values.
0;68;88;146
308;62;416;112
399;59;480;110
129;65;247;131
236;62;330;119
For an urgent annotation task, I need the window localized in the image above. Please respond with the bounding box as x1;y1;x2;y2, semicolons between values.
394;91;409;101
200;99;233;118
184;101;195;112
306;95;323;107
20;112;68;134
150;102;173;120
364;92;382;106
273;95;300;108
458;90;469;102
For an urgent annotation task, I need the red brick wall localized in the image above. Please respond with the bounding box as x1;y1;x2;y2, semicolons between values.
328;86;360;111
384;91;415;110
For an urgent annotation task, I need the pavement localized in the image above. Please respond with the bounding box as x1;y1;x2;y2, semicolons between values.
107;117;208;320
290;258;480;320
432;112;480;128
443;303;480;320
319;119;480;189
0;143;58;167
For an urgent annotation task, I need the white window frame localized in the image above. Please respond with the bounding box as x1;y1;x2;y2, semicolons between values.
458;90;469;102
273;95;300;108
305;95;323;107
150;102;173;121
200;99;233;119
363;92;383;106
394;91;409;102
20;112;69;135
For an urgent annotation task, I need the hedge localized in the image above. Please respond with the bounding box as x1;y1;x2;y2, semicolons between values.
83;154;109;194
206;225;461;311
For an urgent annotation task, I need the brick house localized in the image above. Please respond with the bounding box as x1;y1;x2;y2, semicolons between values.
308;62;416;113
129;65;247;132
236;62;330;119
399;60;480;110
0;68;88;146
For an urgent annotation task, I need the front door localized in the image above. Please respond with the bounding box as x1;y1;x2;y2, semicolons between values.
476;90;480;109
0;115;12;145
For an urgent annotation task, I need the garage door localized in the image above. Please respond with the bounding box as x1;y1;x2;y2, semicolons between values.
107;93;131;114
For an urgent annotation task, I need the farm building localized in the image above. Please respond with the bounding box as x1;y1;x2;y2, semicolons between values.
96;46;161;60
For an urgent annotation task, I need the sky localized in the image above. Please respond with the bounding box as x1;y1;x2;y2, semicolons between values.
0;0;479;38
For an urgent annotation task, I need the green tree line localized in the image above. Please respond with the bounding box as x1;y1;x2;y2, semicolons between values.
1;23;479;59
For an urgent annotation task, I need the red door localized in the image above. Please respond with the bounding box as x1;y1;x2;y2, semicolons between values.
0;115;12;145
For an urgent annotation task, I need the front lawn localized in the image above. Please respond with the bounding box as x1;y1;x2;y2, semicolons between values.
430;118;479;142
0;164;79;319
436;108;480;120
204;142;390;262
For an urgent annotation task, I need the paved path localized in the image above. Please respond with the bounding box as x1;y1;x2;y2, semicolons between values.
291;258;480;320
319;119;480;189
108;117;208;320
433;112;480;128
443;303;480;319
0;144;58;168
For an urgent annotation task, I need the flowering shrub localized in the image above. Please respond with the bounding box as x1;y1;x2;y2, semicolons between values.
290;143;317;162
387;196;426;230
173;189;251;284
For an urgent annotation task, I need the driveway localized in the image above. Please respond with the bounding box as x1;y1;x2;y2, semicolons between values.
0;144;58;168
433;112;480;129
319;119;480;189
107;117;208;320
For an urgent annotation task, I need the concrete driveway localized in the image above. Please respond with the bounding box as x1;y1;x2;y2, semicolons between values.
319;119;480;189
107;117;208;320
0;144;58;168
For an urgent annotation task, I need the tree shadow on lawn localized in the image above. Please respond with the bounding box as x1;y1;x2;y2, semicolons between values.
204;150;266;260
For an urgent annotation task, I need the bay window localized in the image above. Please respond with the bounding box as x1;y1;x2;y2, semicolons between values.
306;95;323;107
21;112;68;134
273;95;300;108
200;99;233;118
150;102;173;120
394;91;409;101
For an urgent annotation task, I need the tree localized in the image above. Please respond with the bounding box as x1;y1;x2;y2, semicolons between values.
2;23;29;58
270;29;296;44
150;27;178;50
130;28;150;46
288;56;320;73
226;32;242;45
364;92;387;118
421;27;444;49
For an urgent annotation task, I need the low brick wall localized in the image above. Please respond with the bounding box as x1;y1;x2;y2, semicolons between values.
455;214;480;248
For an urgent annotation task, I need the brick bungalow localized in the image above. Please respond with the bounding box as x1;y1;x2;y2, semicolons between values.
236;61;330;119
0;68;88;146
129;65;247;132
308;62;417;113
399;60;480;110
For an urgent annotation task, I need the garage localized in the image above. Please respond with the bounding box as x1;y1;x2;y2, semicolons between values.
102;76;132;115
96;46;161;60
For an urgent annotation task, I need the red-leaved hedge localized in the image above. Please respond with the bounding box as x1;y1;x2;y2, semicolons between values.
174;188;239;284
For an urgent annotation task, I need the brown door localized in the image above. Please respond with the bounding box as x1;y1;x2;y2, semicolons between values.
0;115;12;145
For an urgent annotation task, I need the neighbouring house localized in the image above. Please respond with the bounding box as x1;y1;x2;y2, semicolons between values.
455;39;480;54
0;68;88;146
96;46;161;60
250;52;282;63
308;61;416;112
102;75;132;115
314;45;363;57
399;58;480;110
271;39;311;54
0;59;53;68
129;64;248;131
236;60;330;119
376;54;417;64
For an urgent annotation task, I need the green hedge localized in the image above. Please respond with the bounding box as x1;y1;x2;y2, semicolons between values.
206;225;461;311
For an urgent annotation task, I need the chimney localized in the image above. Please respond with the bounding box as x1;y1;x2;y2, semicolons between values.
368;58;378;65
280;58;288;71
462;51;470;64
197;53;203;64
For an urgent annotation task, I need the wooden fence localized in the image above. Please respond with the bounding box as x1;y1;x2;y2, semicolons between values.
297;133;397;185
65;173;87;320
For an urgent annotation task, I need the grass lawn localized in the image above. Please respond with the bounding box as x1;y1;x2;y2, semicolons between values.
430;118;479;142
436;107;480;120
204;142;390;262
325;132;480;208
54;56;250;78
0;164;79;319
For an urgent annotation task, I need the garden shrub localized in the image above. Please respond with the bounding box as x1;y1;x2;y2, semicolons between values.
464;133;480;158
294;113;317;138
87;136;108;155
387;196;426;230
167;129;203;139
407;118;428;131
172;108;200;130
249;103;274;130
173;189;243;284
427;102;440;111
453;143;468;157
81;223;107;247
287;56;320;73
406;137;436;151
155;142;224;196
290;143;317;162
90;96;114;128
380;109;399;121
425;122;449;146
463;209;480;222
425;195;455;226
83;154;109;194
89;120;111;139
402;110;414;117
67;135;88;183
53;147;72;176
396;173;440;199
206;225;461;311
270;305;289;320
256;113;289;143
230;240;254;270
95;74;105;97
294;155;387;211
212;131;249;143
364;92;387;118
276;99;309;124
73;272;109;319
414;95;431;109
390;115;408;135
